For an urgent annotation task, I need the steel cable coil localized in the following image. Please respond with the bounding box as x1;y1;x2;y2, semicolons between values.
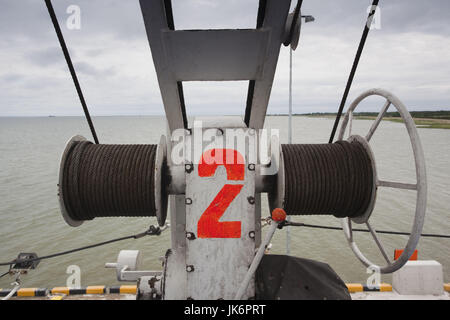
282;140;373;218
61;141;158;221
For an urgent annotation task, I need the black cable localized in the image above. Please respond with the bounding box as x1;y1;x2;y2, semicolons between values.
0;270;10;279
285;221;450;238
0;225;162;267
328;0;379;143
44;0;99;144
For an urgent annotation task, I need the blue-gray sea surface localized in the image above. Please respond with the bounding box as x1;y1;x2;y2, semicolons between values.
0;116;448;289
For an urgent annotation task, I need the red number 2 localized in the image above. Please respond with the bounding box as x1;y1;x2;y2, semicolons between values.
197;149;245;238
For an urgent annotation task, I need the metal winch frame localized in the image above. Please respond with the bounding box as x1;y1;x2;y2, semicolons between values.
139;0;296;299
57;0;427;300
139;0;299;131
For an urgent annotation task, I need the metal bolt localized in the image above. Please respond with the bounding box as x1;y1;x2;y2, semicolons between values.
185;198;192;205
217;128;223;136
185;163;194;173
247;196;255;205
249;231;255;239
248;163;255;171
186;232;196;240
186;265;195;272
249;128;255;135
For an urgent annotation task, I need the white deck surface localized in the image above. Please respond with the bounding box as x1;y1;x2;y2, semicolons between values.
351;291;450;300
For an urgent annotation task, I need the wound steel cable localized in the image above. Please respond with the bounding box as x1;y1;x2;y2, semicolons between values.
282;140;373;218
62;141;158;221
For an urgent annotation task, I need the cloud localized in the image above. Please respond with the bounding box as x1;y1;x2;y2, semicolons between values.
73;61;117;77
24;46;65;67
0;0;449;117
1;73;25;83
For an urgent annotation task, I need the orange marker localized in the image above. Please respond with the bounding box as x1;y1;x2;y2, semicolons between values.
271;208;287;222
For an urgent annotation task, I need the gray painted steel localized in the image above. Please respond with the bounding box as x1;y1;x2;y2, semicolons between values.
58;135;86;227
184;125;256;299
338;88;427;274
140;0;292;132
163;29;270;81
248;0;291;129
235;219;280;300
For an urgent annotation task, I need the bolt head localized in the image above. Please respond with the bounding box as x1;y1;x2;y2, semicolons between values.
186;232;196;240
186;265;194;272
185;163;194;173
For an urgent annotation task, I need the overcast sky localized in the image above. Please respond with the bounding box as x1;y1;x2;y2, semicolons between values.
0;0;449;116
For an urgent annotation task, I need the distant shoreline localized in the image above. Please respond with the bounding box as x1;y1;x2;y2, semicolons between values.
270;111;450;129
1;111;450;129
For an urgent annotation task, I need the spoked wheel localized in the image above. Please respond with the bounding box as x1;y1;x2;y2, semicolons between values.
338;88;427;274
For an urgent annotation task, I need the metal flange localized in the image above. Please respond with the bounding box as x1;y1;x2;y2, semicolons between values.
283;9;302;50
347;134;378;224
154;135;169;226
58;135;86;227
268;141;285;212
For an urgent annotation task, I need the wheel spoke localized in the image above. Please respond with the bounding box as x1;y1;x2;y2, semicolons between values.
366;222;391;265
366;100;391;142
348;219;353;242
377;180;417;190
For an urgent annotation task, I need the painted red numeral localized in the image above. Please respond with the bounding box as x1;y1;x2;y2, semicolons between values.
198;184;243;238
197;149;245;238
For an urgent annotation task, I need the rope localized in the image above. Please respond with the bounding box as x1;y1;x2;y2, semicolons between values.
0;270;10;279
0;225;165;268
61;141;158;221
283;221;450;239
44;0;99;144
282;140;373;218
328;0;380;143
